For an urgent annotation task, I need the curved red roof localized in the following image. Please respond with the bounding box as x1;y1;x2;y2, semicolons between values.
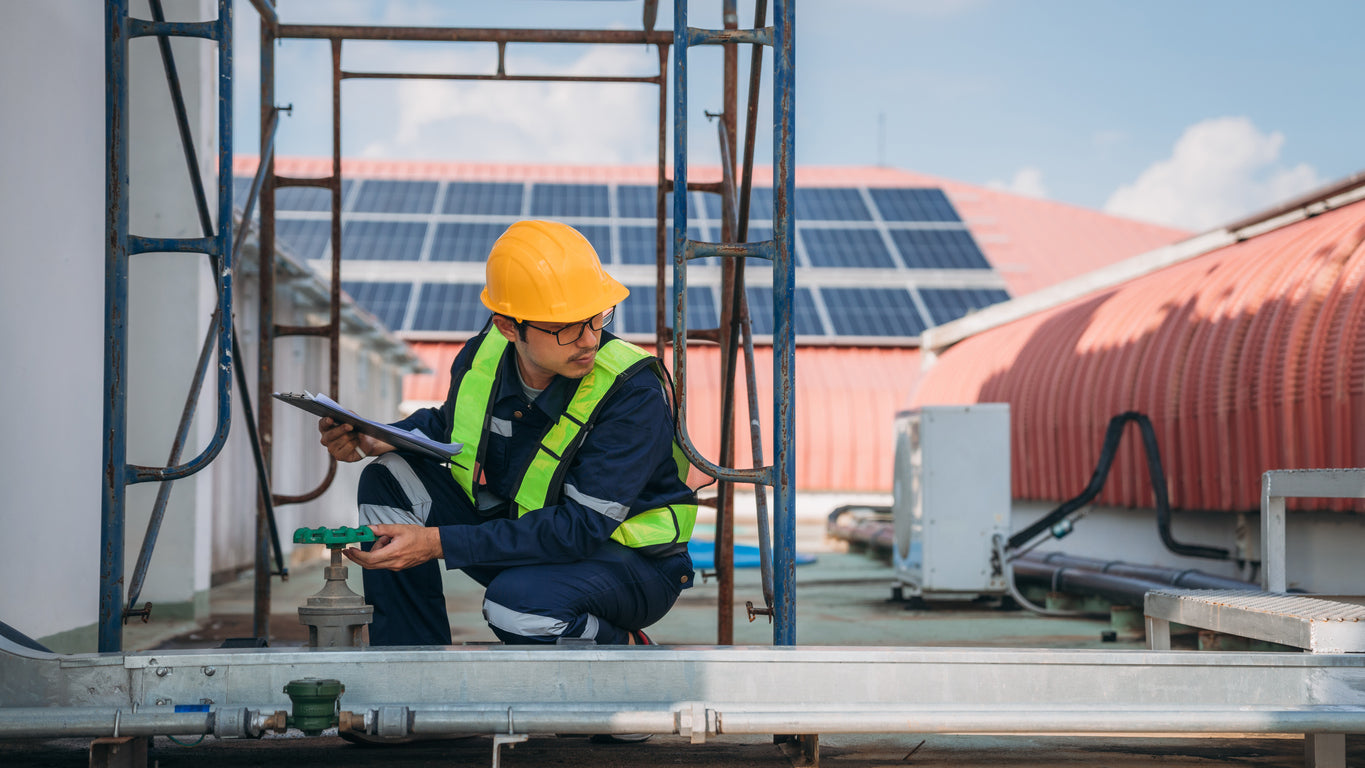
912;199;1365;511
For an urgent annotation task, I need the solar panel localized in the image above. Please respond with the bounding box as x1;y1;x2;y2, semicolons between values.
794;188;870;221
341;281;412;331
801;228;896;269
275;185;336;212
701;188;773;224
918;287;1010;325
869;188;960;222
232;177;353;214
616;185;673;219
410;283;489;332
429;222;506;262
257;174;1005;343
342;221;428;261
746;286;824;336
232;177;254;215
618;285;718;335
529;183;609;218
821;287;925;337
351;180;438;214
442;181;524;216
575;224;612;264
617;224;703;265
275;219;332;260
889;229;990;270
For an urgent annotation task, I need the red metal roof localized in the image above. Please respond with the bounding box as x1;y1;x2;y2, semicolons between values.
404;343;922;492
912;199;1365;511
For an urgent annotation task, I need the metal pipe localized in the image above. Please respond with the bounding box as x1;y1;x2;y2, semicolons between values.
253;10;277;643
742;316;774;611
101;0;131;653
736;1;772;616
715;708;1365;735
770;0;797;646
410;708;678;735
246;0;277;31
405;705;1365;738
277;25;672;45
653;43;669;360
715;2;741;640
341;71;661;84
0;710;212;739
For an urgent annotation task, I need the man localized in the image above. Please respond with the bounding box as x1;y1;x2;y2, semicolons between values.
319;220;697;647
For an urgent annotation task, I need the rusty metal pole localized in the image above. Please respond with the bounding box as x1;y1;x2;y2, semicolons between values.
253;10;277;641
655;43;669;360
714;0;741;645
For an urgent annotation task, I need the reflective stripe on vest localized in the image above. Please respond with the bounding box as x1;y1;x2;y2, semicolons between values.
448;331;697;551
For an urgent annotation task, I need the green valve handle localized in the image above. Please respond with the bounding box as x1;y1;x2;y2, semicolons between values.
292;526;376;549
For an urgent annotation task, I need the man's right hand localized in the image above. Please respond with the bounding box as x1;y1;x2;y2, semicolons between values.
318;417;394;462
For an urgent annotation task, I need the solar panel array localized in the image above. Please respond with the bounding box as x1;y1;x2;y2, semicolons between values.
239;177;1011;341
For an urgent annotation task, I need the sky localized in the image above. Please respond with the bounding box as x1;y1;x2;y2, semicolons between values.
231;0;1365;232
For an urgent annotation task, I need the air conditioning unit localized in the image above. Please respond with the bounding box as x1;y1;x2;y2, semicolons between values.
892;404;1010;602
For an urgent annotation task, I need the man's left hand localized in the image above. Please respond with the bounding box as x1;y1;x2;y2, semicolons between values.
343;524;443;571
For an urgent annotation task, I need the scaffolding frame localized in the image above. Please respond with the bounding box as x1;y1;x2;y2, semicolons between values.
102;0;796;651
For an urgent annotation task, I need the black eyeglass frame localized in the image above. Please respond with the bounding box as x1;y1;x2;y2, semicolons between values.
517;307;616;346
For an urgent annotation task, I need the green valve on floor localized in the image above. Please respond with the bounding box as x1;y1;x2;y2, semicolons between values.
283;678;344;736
292;526;376;549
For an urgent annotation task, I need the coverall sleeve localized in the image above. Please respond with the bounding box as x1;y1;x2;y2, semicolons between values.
438;374;679;569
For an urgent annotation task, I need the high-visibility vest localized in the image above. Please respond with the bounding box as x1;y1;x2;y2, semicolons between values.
448;330;696;553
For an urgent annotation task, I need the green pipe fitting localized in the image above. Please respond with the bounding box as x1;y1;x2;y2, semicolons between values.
283;677;345;736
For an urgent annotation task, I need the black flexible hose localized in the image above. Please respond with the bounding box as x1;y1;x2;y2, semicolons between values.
1007;411;1229;560
1010;560;1173;608
1022;552;1257;591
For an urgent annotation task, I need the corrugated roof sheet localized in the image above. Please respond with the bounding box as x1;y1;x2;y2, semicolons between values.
911;198;1365;511
403;343;922;492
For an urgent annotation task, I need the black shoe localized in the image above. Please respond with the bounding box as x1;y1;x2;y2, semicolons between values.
628;628;654;645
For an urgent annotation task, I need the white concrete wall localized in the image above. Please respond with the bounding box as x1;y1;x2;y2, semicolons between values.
0;1;412;650
0;2;107;650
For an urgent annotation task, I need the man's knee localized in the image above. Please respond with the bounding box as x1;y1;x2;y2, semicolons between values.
358;453;431;526
481;574;597;644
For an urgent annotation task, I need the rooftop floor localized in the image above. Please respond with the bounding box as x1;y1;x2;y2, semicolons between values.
5;503;1363;766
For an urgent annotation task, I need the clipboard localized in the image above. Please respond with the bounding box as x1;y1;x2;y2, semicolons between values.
273;391;462;463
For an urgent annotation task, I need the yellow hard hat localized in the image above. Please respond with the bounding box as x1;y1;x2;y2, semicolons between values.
481;220;630;322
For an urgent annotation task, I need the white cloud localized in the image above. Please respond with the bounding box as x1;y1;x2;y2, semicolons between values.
1104;117;1323;231
350;44;660;164
986;166;1048;198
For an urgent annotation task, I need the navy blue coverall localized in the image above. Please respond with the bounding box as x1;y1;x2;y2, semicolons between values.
357;329;695;646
